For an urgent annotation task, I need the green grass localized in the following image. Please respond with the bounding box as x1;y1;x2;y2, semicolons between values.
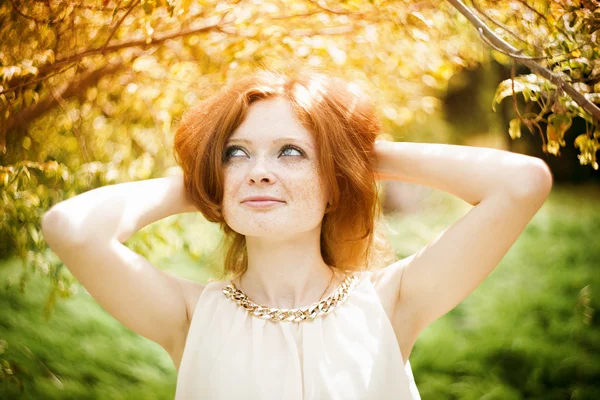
1;184;599;399
383;183;600;400
0;250;212;399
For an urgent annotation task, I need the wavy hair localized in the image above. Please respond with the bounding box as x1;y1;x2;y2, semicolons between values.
173;68;396;281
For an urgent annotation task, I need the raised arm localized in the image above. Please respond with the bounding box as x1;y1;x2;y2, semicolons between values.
370;141;553;361
42;173;199;245
41;173;200;360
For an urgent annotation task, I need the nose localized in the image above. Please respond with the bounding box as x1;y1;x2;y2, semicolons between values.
247;158;276;185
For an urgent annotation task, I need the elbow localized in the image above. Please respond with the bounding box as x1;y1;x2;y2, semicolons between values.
510;159;554;200
41;207;87;248
41;207;60;241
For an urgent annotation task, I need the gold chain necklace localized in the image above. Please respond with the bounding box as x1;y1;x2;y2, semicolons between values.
222;271;358;323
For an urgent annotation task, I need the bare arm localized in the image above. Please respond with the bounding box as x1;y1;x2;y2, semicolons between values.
41;173;201;357
42;173;199;245
371;141;552;350
372;140;551;206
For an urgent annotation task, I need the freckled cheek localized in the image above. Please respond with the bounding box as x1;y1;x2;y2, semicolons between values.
221;167;240;206
290;170;328;206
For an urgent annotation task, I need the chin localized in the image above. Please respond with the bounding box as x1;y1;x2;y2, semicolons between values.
222;205;325;236
226;224;294;238
226;219;325;239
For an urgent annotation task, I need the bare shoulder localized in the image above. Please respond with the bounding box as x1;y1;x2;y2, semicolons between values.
179;278;208;320
169;278;206;372
369;254;420;364
370;253;418;311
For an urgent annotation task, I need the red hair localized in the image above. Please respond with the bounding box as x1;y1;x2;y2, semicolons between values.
173;68;396;281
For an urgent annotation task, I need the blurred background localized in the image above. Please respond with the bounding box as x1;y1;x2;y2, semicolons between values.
1;0;599;399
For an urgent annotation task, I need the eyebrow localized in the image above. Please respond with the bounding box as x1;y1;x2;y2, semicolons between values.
225;137;313;150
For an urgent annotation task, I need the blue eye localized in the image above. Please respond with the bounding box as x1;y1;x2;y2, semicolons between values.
223;144;305;160
280;144;304;157
223;145;245;159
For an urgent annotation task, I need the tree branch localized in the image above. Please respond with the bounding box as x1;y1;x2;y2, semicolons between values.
32;0;129;12
10;0;70;24
3;60;128;154
101;0;141;55
35;14;229;78
471;0;544;56
446;0;600;125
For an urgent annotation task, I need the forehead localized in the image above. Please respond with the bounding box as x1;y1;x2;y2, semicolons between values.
227;97;315;148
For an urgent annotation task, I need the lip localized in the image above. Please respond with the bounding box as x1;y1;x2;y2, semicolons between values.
242;200;285;209
241;196;284;202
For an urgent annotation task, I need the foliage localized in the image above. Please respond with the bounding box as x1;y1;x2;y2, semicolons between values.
0;0;487;301
477;0;600;169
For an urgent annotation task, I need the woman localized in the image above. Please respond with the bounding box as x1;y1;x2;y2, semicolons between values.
42;68;553;399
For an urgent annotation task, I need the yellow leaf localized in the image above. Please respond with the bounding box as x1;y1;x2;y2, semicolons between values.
546;113;571;144
509;118;521;139
22;136;31;150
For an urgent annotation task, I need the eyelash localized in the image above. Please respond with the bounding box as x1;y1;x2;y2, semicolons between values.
223;144;305;160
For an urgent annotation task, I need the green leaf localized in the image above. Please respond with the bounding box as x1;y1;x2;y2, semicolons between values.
492;74;548;111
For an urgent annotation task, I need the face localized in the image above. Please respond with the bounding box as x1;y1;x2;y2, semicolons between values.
221;96;331;238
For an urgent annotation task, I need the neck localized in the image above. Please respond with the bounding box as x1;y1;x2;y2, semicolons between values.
233;225;343;309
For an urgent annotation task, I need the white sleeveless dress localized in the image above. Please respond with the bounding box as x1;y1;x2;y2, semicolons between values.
175;270;421;400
